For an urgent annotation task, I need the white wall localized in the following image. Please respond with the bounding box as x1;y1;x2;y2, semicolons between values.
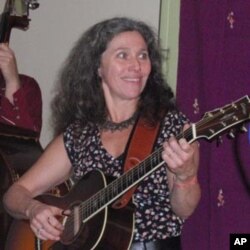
159;0;180;94
9;0;161;147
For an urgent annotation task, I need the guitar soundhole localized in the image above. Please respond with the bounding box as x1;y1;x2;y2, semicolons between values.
60;201;87;246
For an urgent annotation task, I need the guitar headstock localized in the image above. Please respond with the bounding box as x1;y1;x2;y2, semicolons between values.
195;95;250;141
0;0;39;43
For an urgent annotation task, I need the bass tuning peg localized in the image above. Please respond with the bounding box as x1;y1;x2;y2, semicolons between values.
27;0;40;10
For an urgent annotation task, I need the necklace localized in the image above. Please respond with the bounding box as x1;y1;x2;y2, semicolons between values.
100;112;138;132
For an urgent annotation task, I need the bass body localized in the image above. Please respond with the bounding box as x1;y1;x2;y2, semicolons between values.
5;170;135;250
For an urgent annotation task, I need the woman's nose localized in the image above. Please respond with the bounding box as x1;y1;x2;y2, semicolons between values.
128;57;141;71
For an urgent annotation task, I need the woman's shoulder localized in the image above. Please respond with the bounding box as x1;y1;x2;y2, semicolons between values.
159;109;189;137
65;120;96;138
163;109;189;124
63;121;97;153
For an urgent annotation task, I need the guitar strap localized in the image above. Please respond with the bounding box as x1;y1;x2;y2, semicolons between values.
112;116;161;209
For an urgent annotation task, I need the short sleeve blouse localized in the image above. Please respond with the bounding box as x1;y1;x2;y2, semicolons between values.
64;110;188;241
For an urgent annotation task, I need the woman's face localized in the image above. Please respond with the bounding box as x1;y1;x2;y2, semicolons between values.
98;31;151;105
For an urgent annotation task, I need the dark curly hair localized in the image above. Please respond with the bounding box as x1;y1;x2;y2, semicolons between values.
51;17;176;135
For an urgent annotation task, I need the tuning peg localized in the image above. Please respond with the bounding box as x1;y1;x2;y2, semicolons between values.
240;125;248;133
227;129;235;139
27;0;40;10
216;136;223;146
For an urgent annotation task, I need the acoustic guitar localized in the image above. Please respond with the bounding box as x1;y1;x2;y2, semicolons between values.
5;95;250;250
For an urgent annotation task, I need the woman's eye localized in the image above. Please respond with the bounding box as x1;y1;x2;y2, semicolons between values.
139;52;149;60
117;52;127;59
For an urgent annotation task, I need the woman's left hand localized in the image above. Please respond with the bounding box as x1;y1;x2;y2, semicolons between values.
0;43;19;84
161;124;199;182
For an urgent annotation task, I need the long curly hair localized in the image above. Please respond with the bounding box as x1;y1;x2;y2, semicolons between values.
51;17;176;135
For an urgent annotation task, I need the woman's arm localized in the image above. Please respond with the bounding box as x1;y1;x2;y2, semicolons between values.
3;134;72;240
0;43;42;133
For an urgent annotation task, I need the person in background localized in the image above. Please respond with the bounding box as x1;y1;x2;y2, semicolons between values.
3;17;200;250
0;43;42;134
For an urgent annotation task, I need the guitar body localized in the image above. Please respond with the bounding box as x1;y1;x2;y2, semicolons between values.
5;170;134;250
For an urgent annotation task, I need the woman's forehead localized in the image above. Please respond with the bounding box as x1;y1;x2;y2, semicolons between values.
106;31;146;49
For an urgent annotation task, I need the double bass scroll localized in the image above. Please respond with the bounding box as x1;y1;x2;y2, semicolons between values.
0;0;39;43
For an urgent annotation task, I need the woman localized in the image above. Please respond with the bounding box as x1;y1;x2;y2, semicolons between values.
0;43;42;134
3;17;200;250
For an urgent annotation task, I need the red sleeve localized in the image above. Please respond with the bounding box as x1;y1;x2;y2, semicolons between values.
0;74;42;135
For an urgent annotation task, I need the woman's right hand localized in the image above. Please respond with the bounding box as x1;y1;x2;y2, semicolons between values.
27;200;65;241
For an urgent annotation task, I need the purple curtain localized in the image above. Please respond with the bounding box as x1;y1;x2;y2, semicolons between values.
176;1;250;249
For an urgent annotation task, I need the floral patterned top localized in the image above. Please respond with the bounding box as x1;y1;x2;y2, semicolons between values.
63;110;188;242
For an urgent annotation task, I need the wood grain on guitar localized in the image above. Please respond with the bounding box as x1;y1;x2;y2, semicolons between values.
4;95;250;250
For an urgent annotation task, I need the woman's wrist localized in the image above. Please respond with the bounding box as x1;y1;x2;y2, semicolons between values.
25;199;41;218
173;175;198;188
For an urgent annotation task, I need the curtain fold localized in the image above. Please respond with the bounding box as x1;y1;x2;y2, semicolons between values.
176;1;250;249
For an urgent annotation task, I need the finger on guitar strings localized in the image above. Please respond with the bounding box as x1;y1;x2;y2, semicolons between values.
47;215;65;232
61;208;71;216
